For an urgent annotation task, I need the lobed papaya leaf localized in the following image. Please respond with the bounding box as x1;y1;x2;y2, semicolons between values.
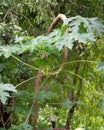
0;83;17;104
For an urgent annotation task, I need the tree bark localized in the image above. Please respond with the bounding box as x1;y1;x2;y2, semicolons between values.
65;104;76;130
65;63;80;129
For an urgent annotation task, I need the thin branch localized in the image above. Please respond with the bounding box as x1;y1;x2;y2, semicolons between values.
12;55;39;71
50;59;99;73
0;110;5;128
15;76;37;88
61;69;104;96
0;8;12;22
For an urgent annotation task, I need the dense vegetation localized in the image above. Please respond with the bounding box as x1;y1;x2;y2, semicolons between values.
0;1;104;130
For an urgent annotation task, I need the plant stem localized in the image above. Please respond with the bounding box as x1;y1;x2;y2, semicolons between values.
12;55;39;70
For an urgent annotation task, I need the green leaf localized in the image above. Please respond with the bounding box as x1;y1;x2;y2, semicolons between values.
89;17;104;37
8;123;33;130
76;100;85;105
22;123;33;130
97;62;104;71
55;34;74;50
62;98;73;109
63;16;104;46
0;83;17;104
36;90;54;103
49;29;62;38
0;46;11;58
0;45;19;58
15;36;26;43
73;33;95;43
61;25;68;33
0;16;103;56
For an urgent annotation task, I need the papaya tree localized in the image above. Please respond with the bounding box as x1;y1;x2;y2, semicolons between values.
0;12;104;130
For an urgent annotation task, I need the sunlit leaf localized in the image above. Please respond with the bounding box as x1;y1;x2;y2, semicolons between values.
0;83;17;104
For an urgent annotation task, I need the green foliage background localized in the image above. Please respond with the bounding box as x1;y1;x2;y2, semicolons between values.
0;0;104;130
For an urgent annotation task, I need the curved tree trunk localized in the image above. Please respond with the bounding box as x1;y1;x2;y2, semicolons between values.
32;14;69;128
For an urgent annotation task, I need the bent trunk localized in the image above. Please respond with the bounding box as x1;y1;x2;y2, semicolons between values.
32;14;69;128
